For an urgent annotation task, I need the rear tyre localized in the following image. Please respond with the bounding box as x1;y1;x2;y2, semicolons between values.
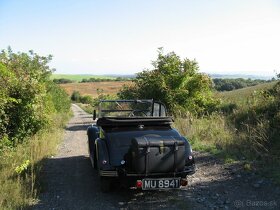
97;156;112;192
89;153;95;169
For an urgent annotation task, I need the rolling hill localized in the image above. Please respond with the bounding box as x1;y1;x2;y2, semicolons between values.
216;81;278;105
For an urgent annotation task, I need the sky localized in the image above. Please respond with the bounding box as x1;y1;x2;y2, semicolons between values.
0;0;279;76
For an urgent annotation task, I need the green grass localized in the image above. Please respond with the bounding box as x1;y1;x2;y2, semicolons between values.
174;113;274;171
75;103;93;114
175;80;280;176
174;114;236;158
176;80;280;184
217;81;277;106
0;113;71;209
51;74;116;82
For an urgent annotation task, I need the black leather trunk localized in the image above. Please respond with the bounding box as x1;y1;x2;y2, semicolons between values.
130;136;186;174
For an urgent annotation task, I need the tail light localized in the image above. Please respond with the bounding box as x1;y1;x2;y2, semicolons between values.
136;180;142;188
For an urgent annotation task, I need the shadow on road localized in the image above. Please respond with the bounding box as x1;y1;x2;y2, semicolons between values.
32;155;194;210
66;124;89;131
32;154;280;210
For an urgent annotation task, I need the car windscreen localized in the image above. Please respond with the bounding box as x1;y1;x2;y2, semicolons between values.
98;100;167;118
99;100;152;117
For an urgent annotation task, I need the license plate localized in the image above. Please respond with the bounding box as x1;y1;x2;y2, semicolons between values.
142;178;181;190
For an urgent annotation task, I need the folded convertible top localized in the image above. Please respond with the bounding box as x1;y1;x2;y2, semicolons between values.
97;117;173;127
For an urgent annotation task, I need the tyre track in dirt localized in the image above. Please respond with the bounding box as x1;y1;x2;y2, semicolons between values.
32;104;280;210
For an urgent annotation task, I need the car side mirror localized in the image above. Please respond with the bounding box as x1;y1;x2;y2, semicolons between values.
93;110;96;120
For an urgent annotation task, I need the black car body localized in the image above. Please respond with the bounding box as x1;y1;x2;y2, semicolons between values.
87;99;195;191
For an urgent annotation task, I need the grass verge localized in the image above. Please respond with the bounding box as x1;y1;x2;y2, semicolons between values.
75;103;93;114
0;113;71;209
174;114;234;157
174;112;280;184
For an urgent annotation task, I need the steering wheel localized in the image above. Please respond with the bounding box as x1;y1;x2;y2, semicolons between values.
129;110;147;117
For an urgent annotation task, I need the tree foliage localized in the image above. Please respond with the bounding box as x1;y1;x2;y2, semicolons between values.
213;78;268;91
53;78;74;84
71;91;81;102
70;90;94;104
118;49;218;115
79;77;132;83
0;48;70;149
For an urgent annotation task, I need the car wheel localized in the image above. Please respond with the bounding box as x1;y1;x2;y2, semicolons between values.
97;156;112;192
89;153;95;168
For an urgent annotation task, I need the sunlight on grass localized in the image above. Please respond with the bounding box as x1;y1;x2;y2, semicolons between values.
175;80;280;184
0;113;70;209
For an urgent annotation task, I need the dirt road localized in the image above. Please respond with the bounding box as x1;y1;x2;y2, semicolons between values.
33;105;279;210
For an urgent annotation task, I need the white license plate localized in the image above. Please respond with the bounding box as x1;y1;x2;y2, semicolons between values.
142;178;181;190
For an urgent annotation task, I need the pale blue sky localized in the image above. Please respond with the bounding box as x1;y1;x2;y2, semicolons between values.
0;0;279;76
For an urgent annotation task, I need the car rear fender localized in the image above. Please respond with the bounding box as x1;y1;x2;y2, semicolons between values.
87;125;99;154
95;138;113;170
182;137;194;165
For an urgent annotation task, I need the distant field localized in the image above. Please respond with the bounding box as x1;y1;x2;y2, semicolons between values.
216;81;277;105
60;81;131;97
51;74;116;82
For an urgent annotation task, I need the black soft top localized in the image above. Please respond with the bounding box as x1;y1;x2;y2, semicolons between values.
96;117;173;127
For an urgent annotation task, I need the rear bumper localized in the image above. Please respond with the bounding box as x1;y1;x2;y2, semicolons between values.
99;164;196;178
99;170;118;177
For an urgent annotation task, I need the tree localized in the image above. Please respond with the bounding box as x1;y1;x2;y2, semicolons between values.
0;48;70;147
71;91;81;102
118;49;218;115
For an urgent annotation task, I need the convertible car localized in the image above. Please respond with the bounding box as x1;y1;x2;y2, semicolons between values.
87;99;195;192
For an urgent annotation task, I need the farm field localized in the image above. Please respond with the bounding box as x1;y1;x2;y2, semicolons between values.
216;81;277;105
60;81;131;97
51;74;116;82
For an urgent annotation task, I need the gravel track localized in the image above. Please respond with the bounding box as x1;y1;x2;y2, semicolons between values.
32;105;279;210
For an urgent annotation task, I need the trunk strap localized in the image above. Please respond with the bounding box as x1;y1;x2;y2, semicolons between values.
174;140;178;173
144;137;150;176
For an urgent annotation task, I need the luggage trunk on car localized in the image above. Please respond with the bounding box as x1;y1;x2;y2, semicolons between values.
130;136;186;174
105;127;182;167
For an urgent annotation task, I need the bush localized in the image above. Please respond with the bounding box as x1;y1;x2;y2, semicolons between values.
213;78;268;92
48;83;71;113
0;47;71;149
70;91;94;105
80;95;93;104
53;78;74;84
71;91;81;102
0;48;71;209
118;49;219;115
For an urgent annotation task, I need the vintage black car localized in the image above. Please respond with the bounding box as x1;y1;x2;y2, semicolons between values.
87;99;195;192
